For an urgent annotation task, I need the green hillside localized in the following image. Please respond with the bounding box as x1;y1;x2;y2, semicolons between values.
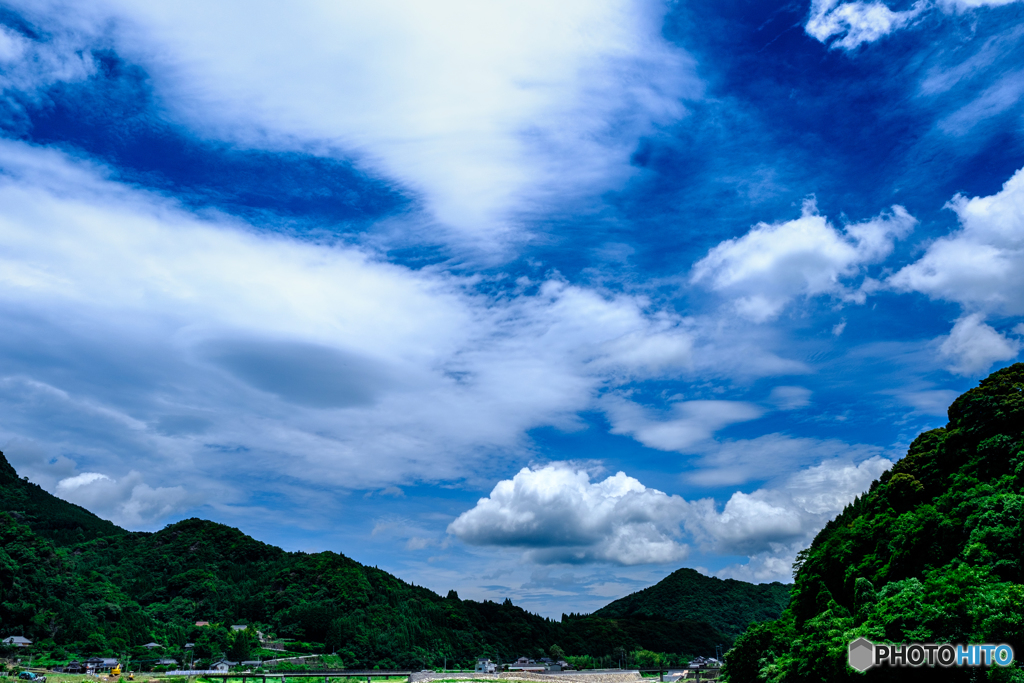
0;454;733;668
722;362;1024;682
594;567;791;639
0;453;122;545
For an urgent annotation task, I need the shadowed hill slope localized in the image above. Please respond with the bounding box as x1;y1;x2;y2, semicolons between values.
594;567;791;639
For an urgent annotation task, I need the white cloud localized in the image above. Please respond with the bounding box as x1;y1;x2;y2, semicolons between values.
895;388;958;415
448;465;690;565
8;0;698;248
889;166;1024;374
53;469;195;528
449;456;891;576
683;433;886;487
768;386;812;411
717;545;804;583
691;201;915;322
685;456;891;564
805;0;1024;51
938;70;1024;136
890;166;1024;316
805;0;926;51
0;140;778;509
938;0;1023;8
56;472;112;490
938;313;1021;375
784;454;892;515
604;396;765;452
0;22;94;116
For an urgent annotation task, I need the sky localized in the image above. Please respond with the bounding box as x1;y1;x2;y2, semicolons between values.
1;0;1023;618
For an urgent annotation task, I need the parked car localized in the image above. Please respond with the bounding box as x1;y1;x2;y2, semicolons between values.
19;673;46;683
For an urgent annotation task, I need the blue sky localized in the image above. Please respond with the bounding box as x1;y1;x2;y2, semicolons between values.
1;0;1024;617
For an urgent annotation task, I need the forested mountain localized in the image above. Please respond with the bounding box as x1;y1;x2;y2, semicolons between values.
0;452;749;668
594;568;791;640
0;454;121;544
722;363;1024;682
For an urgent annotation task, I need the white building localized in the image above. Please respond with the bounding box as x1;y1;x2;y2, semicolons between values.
212;660;238;673
475;659;496;673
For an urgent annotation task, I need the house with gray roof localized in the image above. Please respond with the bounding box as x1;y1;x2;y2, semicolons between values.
2;636;32;647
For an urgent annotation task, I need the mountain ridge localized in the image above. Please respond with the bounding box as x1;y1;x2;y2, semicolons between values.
0;451;788;666
594;567;791;639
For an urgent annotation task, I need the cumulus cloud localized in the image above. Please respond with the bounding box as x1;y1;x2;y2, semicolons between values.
604;396;764;452
890;167;1024;315
691;200;915;322
53;470;195;528
448;465;690;565
686;456;891;562
938;314;1021;375
449;457;891;577
7;0;698;247
718;545;805;583
805;0;926;51
889;166;1024;374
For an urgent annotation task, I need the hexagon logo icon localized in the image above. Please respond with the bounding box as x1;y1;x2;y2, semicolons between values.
849;638;875;672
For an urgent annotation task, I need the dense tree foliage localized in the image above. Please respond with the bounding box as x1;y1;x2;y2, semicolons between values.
0;453;780;669
0;454;120;545
594;567;791;639
722;362;1024;682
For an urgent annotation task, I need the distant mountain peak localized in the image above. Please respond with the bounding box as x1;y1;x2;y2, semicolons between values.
594;565;791;639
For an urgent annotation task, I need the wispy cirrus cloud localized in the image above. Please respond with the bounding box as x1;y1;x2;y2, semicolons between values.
603;396;765;452
0;139;807;528
6;0;699;250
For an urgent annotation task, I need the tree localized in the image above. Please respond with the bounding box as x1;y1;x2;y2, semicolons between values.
228;627;258;661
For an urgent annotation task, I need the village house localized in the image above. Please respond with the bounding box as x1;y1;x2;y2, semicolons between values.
474;658;496;674
85;657;120;673
1;636;32;648
143;642;163;650
507;657;546;673
212;659;238;673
